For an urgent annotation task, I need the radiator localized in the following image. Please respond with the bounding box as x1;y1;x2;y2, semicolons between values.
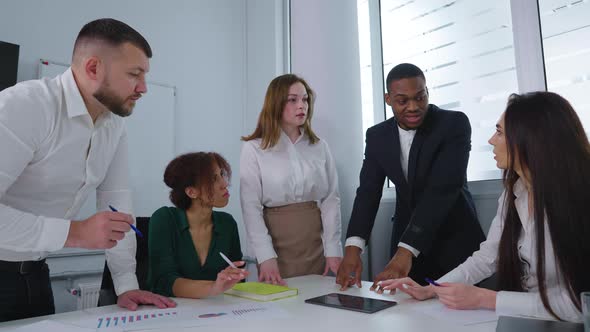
71;282;101;310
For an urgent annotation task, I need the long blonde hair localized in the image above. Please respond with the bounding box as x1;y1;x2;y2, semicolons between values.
242;74;320;149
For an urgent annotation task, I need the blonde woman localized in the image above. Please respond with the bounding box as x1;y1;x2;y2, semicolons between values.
240;74;342;285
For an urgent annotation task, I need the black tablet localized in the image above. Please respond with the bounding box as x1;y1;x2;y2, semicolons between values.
305;293;397;314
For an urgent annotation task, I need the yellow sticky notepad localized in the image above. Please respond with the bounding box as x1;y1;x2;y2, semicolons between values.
224;282;298;301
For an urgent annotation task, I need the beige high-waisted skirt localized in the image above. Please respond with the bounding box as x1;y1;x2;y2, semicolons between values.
263;201;325;278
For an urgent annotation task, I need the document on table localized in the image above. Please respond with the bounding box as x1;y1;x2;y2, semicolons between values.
12;320;95;332
412;301;498;325
68;303;290;331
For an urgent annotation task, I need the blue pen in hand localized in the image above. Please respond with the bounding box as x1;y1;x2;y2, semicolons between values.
425;277;441;286
109;205;143;238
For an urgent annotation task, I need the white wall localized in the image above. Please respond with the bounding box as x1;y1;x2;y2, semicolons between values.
244;0;289;135
290;0;367;278
0;0;286;312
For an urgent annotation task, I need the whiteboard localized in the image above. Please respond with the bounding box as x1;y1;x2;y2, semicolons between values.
39;59;176;218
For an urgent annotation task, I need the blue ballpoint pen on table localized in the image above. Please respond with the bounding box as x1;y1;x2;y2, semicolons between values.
424;277;441;286
108;205;143;238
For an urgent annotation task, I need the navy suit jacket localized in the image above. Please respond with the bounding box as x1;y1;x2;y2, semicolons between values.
347;105;485;277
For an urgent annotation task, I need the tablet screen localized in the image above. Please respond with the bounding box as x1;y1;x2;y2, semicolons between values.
305;293;397;314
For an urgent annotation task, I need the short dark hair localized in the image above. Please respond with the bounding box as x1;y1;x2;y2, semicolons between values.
163;152;232;210
385;63;425;92
74;18;152;58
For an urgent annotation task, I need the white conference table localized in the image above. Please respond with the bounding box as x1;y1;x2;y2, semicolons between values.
0;275;498;332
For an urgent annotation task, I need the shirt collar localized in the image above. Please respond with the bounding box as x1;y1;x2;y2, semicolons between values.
61;67;115;125
397;124;417;136
513;178;527;198
178;208;190;230
61;67;89;119
280;127;306;145
179;209;220;234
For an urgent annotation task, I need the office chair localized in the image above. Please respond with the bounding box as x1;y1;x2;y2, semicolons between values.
97;216;151;306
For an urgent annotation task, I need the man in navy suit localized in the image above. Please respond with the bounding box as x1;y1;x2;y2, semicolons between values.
336;63;485;291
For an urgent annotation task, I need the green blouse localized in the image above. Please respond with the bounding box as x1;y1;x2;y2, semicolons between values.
147;206;243;297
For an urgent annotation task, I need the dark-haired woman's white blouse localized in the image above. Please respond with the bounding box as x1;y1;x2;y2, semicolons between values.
437;179;581;322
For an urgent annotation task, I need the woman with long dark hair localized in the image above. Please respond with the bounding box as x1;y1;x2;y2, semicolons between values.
378;91;590;322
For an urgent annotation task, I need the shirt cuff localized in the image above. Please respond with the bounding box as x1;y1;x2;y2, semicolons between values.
255;245;278;265
436;268;464;284
41;217;71;251
324;242;343;257
398;242;420;257
495;291;533;319
113;272;140;296
344;236;366;254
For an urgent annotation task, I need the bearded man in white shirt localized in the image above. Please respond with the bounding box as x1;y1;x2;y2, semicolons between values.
0;18;175;322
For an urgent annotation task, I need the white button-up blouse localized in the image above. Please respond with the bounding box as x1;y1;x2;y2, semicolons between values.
239;130;343;264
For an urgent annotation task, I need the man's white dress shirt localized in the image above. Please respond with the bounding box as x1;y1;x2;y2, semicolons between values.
345;125;420;257
438;179;581;322
239;130;342;264
0;68;138;295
